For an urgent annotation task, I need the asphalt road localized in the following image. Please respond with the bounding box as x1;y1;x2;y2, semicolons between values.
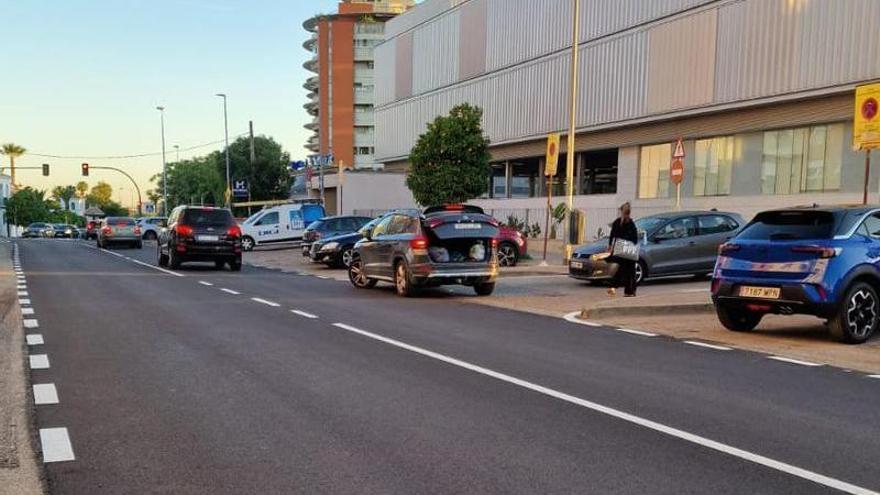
18;239;880;494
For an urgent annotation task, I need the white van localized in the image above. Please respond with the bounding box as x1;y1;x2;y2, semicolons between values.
240;203;325;251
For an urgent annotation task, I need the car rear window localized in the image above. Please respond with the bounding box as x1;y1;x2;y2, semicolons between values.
107;218;135;226
182;209;233;227
738;211;834;240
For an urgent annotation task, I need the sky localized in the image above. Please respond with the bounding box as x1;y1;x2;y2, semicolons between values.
0;0;338;207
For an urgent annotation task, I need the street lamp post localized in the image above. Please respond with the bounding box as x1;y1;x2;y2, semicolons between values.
156;106;168;215
174;144;180;162
563;0;581;263
216;93;231;207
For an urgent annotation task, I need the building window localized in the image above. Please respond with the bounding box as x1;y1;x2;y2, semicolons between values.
694;136;734;196
761;124;843;194
638;143;671;199
490;164;507;198
581;149;618;195
509;158;539;198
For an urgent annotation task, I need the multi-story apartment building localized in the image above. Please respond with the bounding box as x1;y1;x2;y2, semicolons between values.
303;0;414;171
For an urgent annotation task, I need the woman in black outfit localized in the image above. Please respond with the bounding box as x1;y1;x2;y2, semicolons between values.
608;202;639;297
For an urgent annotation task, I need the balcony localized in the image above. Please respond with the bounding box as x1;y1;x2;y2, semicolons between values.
302;34;317;52
354;88;372;105
303;56;318;73
354;47;373;61
354;129;374;147
303;76;319;92
303;100;319;116
354;111;374;126
304;118;319;132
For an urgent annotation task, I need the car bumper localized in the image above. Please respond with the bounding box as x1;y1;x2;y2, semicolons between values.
310;248;340;264
568;257;617;280
177;243;240;261
410;262;498;285
712;279;834;317
102;235;140;243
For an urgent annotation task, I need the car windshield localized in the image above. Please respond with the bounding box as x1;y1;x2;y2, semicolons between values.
183;209;233;227
634;217;667;233
738;211;835;240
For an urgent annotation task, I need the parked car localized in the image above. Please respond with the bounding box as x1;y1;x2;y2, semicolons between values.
97;217;142;249
239;203;325;251
712;205;880;344
570;210;745;285
137;217;167;240
86;220;100;240
158;206;242;270
53;224;79;238
301;215;373;257
422;205;528;267
22;222;51;238
348;208;499;296
310;217;381;267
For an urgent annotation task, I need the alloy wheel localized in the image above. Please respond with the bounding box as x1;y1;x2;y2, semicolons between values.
497;245;516;267
635;263;644;284
349;259;367;286
341;248;354;268
846;289;877;339
241;237;254;251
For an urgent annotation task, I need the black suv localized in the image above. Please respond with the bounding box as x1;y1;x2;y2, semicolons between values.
158;206;242;271
348;207;499;296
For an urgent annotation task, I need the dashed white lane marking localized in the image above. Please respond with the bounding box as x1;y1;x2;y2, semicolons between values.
29;354;50;369
23;319;39;329
17;285;27;290
33;384;59;405
26;334;43;345
562;312;602;327
220;288;240;295
19;298;31;305
105;250;125;258
291;309;318;319
315;275;330;280
17;291;28;297
21;307;34;316
616;328;658;337
683;341;732;351
199;281;214;286
39;428;75;462
251;297;280;307
130;258;185;277
329;321;876;495
768;356;824;367
869;375;880;380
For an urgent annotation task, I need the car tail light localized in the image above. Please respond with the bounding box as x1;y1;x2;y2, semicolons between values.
227;225;242;238
134;226;142;235
176;225;194;238
718;243;740;255
791;245;838;258
444;204;464;211
102;226;112;234
816;285;828;301
410;236;429;255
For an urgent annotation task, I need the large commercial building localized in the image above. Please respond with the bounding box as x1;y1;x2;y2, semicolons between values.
372;0;880;230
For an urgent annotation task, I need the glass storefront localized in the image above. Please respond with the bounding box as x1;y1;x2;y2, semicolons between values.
761;124;843;194
638;143;671;199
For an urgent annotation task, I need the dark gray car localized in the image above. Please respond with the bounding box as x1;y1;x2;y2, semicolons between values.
569;210;745;284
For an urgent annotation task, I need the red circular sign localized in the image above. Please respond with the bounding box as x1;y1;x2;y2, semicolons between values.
549;142;557;156
863;97;879;121
670;158;684;185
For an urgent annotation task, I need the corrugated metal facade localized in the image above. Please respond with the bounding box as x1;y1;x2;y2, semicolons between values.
375;0;880;162
373;40;396;106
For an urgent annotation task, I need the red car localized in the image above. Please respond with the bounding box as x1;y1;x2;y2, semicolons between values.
424;205;527;267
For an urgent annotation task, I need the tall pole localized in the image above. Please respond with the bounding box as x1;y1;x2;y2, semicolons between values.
249;120;256;163
174;144;180;162
564;0;580;263
157;106;167;215
863;149;872;205
217;93;231;207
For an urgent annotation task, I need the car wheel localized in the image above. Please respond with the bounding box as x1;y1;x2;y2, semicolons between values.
340;247;354;268
158;246;169;267
229;259;242;272
635;260;647;285
241;236;255;252
497;242;519;267
394;260;417;297
348;256;376;289
215;260;226;270
144;230;157;241
136;241;143;249
716;303;762;332
473;281;496;296
829;282;879;344
168;248;181;269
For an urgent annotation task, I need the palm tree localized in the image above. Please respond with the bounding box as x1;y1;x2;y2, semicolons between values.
1;143;26;187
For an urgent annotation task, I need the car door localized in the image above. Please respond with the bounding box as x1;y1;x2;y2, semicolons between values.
360;214;394;278
252;211;282;242
647;217;700;275
695;215;740;271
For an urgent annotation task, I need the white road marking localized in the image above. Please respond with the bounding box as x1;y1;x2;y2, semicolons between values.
251;297;280;307
29;354;50;369
26;334;44;345
23;319;39;329
683;341;732;351
220;288;240;295
867;375;880;380
329;322;876;495
33;384;59;405
768;356;823;367
199;281;214;286
21;307;34;315
291;309;318;319
129;258;185;277
39;428;75;462
562;312;602;327
17;284;27;290
19;298;31;305
315;275;330;280
104;250;125;258
17;291;28;297
616;328;658;337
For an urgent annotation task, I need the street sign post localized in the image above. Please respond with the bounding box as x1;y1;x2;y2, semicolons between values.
543;133;561;265
232;179;249;199
671;138;685;210
855;82;880;204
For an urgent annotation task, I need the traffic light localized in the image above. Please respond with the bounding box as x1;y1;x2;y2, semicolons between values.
42;163;49;176
81;163;89;176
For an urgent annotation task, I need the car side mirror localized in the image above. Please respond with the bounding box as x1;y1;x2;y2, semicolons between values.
360;227;372;240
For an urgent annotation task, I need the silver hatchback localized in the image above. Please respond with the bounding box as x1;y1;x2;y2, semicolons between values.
97;217;143;249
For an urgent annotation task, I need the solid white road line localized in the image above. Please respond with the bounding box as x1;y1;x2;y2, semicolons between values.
29;354;50;370
251;297;280;307
26;334;43;345
329;321;877;495
199;281;214;286
129;258;185;277
104;250;125;258
616;328;659;337
683;341;732;351
291;309;318;319
23;319;39;329
768;356;824;367
39;428;75;463
21;307;34;315
33;384;59;405
19;298;31;305
220;288;240;295
562;312;602;327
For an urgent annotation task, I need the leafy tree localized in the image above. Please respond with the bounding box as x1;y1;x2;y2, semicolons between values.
51;185;77;208
75;181;89;198
1;143;26;186
101;201;128;217
150;155;224;209
218;136;291;204
406;104;491;206
6;187;50;226
87;181;113;206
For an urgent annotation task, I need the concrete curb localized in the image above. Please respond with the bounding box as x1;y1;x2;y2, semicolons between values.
581;302;715;319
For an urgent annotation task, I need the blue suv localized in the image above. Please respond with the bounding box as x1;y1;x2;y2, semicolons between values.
712;206;880;344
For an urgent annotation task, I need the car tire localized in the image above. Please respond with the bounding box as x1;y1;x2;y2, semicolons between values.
241;236;255;252
158;247;169;267
394;260;417;297
635;260;647;285
168;248;181;269
497;242;519;267
215;260;226;270
473;281;496;296
828;282;879;344
340;247;355;268
348;256;376;289
143;230;157;241
716;303;762;332
230;259;242;272
136;241;143;249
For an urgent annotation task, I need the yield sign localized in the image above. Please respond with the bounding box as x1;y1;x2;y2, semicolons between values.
673;138;685;158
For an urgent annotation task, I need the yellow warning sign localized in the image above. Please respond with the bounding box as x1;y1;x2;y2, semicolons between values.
545;133;560;176
854;82;880;150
